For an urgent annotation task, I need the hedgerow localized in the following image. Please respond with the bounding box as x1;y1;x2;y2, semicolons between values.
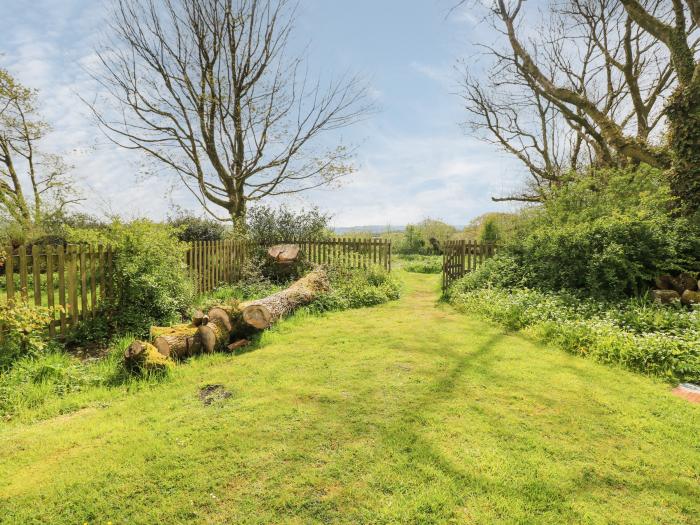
449;285;700;382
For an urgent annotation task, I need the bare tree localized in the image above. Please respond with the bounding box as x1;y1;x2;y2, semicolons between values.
619;0;700;211
0;68;78;228
459;0;683;202
89;0;373;226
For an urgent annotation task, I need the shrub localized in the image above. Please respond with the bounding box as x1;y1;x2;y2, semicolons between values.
167;213;227;242
449;285;700;382
447;253;525;295
0;302;58;369
310;263;400;312
246;205;332;243
402;255;442;274
510;213;699;297
68;220;194;337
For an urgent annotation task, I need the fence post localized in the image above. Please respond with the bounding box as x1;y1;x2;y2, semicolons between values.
5;245;15;303
57;245;66;335
46;245;55;337
18;245;28;301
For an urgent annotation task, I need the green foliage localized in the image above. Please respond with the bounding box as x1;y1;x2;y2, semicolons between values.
396;219;456;255
396;224;425;254
246;205;332;243
401;255;442;274
461;212;520;242
0;302;58;369
447;254;525;294
480;217;501;242
168;212;227;242
511;213;698;297
449;285;700;382
309;263;400;312
504;166;700;297
68;220;194;337
0;335;163;420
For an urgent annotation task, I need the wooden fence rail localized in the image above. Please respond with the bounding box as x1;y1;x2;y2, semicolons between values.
187;238;392;295
1;237;393;337
258;238;391;272
442;240;498;290
2;244;114;337
187;239;248;295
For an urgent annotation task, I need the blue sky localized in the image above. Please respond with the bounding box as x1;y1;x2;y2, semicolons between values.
1;0;525;227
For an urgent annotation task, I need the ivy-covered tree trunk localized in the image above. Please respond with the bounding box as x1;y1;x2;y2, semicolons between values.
667;84;700;214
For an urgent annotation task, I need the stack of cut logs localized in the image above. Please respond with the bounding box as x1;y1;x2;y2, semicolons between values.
125;267;329;372
651;273;700;305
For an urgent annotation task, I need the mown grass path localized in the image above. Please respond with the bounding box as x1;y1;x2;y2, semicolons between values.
1;272;699;524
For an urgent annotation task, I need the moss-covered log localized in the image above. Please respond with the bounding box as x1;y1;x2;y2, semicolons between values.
150;323;198;358
124;341;174;374
239;268;329;331
194;309;232;354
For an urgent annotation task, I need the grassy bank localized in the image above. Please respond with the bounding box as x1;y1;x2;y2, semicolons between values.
1;272;698;524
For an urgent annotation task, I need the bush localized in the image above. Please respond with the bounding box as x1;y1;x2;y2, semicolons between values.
168;213;227;242
68;220;194;337
449;285;700;382
510;213;699;297
246;205;332;243
0;302;58;370
309;263;400;312
402;255;442;274
496;167;700;298
447;254;525;294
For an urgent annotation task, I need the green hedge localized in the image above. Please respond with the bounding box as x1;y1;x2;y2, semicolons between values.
449;286;700;382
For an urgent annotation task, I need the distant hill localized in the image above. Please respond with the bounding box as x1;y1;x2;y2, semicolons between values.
333;224;465;234
333;225;404;234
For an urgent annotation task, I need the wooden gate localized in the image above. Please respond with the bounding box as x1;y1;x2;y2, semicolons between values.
442;240;497;290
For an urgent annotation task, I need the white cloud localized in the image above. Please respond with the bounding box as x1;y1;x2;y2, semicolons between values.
0;0;530;227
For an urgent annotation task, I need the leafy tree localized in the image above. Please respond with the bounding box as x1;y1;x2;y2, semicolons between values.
480;218;501;242
167;213;226;243
246;205;332;243
0;68;78;229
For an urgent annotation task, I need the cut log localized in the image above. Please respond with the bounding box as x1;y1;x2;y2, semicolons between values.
227;339;250;352
654;274;674;290
124;340;174;374
681;289;700;306
267;244;300;265
192;310;208;327
651;289;680;304
150;323;198;359
193;310;231;354
239;268;329;331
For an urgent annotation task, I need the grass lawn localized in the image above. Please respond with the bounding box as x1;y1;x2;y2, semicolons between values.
1;272;698;524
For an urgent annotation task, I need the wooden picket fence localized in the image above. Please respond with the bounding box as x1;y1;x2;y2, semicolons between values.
1;244;115;337
188;238;392;295
258;238;392;271
186;240;248;295
442;240;498;290
0;237;394;338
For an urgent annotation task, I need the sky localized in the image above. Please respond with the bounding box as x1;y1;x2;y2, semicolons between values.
1;0;527;228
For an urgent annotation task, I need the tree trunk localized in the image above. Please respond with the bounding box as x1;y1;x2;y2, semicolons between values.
667;85;700;213
124;340;174;373
194;308;233;354
151;324;199;359
238;268;329;332
268;244;300;264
